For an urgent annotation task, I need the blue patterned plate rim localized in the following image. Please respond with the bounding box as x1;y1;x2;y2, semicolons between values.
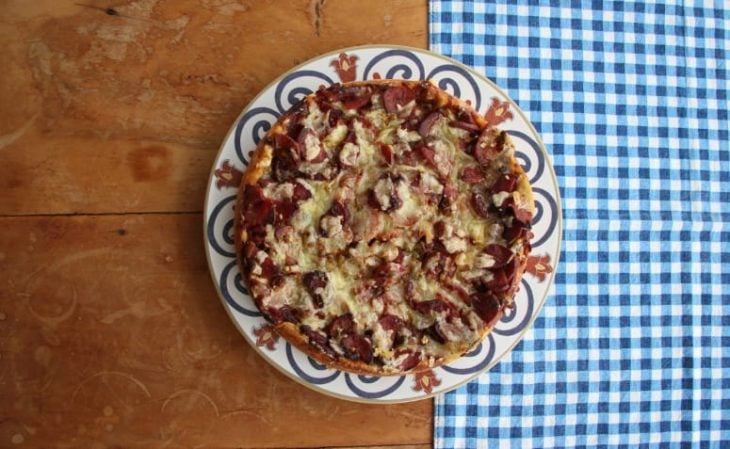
203;44;562;403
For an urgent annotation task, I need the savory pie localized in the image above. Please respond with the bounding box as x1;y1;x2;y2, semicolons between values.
235;80;534;374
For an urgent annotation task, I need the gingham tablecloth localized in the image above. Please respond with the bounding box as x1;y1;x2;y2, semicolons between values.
430;1;729;448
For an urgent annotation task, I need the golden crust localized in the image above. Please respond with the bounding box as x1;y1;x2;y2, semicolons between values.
510;145;535;215
235;79;535;376
243;143;273;186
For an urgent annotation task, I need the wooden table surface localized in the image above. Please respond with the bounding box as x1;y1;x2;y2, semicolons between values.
0;1;432;448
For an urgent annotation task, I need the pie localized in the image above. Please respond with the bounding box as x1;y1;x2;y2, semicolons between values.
235;79;534;375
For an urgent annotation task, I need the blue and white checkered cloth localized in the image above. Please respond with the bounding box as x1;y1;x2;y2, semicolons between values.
430;1;730;447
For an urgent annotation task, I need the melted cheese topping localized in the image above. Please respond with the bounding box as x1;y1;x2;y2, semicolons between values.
240;82;533;373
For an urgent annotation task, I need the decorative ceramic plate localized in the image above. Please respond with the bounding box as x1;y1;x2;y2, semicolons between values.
204;45;561;403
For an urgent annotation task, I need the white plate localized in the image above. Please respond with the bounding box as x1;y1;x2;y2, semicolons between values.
204;45;562;403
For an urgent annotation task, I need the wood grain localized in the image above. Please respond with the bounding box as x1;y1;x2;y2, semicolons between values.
320;446;431;449
0;1;433;447
0;214;433;448
260;446;431;449
0;0;428;216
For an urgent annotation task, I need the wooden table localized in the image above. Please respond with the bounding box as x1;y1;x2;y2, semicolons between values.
0;1;431;447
